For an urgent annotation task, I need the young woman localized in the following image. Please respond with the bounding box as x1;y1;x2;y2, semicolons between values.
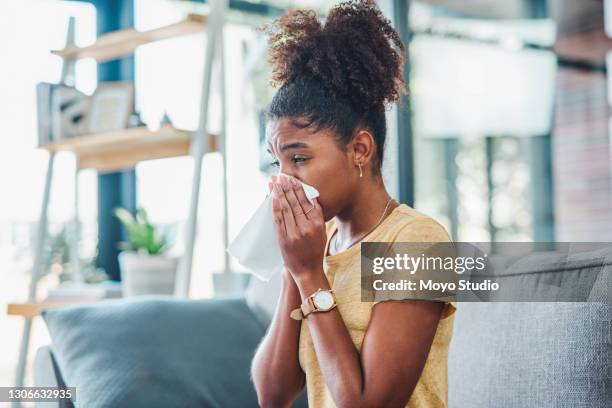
251;1;456;407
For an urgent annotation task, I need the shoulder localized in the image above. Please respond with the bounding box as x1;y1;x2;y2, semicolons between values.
324;204;452;243
388;204;452;243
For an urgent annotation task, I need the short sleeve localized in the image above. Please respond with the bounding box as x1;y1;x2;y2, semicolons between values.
441;301;456;320
383;217;457;320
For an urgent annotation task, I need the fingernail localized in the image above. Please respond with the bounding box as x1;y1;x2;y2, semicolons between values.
290;177;297;186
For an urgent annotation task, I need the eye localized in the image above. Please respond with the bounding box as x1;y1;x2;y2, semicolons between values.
269;155;309;168
292;155;309;164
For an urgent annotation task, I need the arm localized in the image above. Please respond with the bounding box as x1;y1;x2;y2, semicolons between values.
251;271;306;407
295;271;443;408
251;177;306;407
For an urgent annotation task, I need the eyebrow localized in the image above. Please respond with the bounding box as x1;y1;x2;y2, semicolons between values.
266;142;310;154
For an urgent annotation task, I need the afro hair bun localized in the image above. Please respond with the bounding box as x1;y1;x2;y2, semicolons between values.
263;0;405;115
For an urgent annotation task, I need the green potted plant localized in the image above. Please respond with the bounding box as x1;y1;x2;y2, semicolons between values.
114;207;178;297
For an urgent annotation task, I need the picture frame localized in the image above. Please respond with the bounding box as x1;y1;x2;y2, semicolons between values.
87;81;134;134
36;83;90;145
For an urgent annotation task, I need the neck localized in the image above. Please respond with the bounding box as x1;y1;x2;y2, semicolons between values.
333;178;397;246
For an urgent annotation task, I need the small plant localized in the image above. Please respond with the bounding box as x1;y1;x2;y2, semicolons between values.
114;207;168;255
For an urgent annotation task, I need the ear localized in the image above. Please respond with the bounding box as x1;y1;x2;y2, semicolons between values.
351;129;376;166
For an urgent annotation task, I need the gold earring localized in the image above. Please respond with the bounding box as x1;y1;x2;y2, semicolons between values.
358;162;363;178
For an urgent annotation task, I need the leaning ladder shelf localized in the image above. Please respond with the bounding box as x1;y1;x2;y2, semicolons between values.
52;14;206;62
9;0;230;398
41;125;218;173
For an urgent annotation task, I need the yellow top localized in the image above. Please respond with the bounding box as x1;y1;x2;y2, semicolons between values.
298;204;456;408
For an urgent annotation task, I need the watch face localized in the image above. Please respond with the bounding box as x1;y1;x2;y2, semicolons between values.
313;291;334;311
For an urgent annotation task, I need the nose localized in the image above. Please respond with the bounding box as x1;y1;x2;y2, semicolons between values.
278;170;300;184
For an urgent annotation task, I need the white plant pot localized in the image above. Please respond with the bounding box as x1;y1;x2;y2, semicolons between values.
118;252;179;297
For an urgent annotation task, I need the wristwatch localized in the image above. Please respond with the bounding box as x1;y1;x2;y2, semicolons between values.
290;288;337;320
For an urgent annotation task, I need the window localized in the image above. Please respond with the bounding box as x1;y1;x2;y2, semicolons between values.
0;0;97;387
134;0;270;297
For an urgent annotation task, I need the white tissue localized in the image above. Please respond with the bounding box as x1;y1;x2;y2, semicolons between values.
227;177;320;281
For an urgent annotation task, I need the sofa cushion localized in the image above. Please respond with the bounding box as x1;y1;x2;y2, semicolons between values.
42;297;266;408
449;248;612;407
449;303;611;407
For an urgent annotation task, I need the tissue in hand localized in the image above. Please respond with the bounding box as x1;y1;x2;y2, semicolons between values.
227;178;320;281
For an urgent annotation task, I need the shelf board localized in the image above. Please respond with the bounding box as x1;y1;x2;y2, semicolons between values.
7;297;103;319
52;14;206;63
41;125;218;173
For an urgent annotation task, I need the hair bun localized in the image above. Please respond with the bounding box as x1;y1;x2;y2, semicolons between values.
264;0;405;115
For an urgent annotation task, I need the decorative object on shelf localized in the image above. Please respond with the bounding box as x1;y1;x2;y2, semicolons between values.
53;85;90;139
160;110;173;127
114;207;178;297
127;110;146;128
87;81;134;134
36;83;89;144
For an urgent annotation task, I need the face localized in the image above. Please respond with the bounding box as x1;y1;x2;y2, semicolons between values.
266;118;357;221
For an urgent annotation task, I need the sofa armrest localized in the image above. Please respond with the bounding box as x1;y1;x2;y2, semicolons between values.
33;345;73;408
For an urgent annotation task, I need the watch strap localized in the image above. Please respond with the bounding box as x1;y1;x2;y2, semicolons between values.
289;297;315;321
289;289;336;321
301;297;315;317
289;308;303;320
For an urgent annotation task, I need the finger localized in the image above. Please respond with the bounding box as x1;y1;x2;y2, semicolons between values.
281;176;309;225
268;175;277;195
274;181;298;239
312;198;324;218
288;176;316;222
271;192;286;236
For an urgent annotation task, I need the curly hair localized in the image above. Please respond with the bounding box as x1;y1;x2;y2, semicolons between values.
263;0;406;173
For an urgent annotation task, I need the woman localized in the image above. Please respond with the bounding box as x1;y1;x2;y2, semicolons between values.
251;1;456;407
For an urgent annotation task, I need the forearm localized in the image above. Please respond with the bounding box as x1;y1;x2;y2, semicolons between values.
294;270;370;408
251;272;306;407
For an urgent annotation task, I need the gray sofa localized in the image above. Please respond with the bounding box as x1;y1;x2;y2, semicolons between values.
35;248;611;407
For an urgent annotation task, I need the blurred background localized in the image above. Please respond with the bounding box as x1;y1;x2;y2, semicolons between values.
0;0;610;393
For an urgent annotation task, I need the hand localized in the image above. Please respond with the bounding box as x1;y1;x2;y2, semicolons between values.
270;174;327;281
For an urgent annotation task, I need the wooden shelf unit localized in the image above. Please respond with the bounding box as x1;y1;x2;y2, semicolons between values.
7;298;103;319
12;2;227;389
52;14;206;63
41;125;218;173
